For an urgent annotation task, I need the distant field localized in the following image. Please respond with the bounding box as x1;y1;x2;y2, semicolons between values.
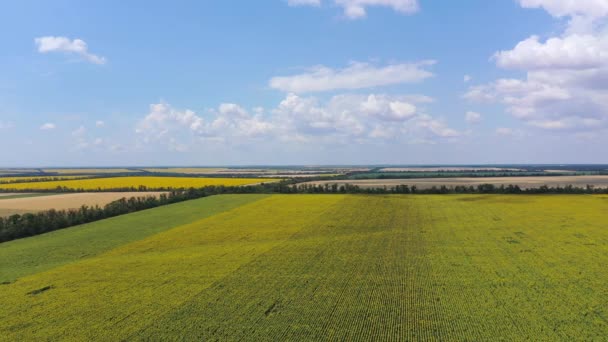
308;175;608;189
0;192;167;217
0;193;33;198
0;169;38;174
0;175;91;183
0;176;277;191
1;194;607;340
0;193;52;200
142;167;227;174
143;167;363;177
379;167;524;172
43;168;140;174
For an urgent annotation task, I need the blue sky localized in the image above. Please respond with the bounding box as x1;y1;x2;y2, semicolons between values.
1;0;607;166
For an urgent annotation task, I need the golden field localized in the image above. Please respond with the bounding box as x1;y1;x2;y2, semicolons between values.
0;176;277;191
0;175;90;183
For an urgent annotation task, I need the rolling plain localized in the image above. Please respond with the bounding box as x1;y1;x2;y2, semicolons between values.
1;194;607;340
307;175;608;189
0;176;275;191
0;192;168;217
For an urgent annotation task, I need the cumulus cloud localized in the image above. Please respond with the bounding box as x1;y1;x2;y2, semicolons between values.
494;34;608;70
518;0;608;18
35;36;106;65
464;75;472;82
465;111;482;124
135;93;460;151
415;114;461;138
287;0;419;19
270;61;435;93
40;123;56;130
465;1;608;133
95;120;105;127
335;0;419;19
71;126;87;137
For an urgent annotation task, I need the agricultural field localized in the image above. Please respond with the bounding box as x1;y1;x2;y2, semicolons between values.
142;167;364;178
1;194;607;340
0;175;91;183
378;166;524;172
0;169;40;175
308;175;608;189
0;176;277;191
42;168;140;174
142;167;227;174
0;193;37;198
0;192;167;217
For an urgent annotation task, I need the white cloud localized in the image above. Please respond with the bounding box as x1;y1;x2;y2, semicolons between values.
35;36;106;65
494;34;608;70
287;0;419;19
518;0;608;18
135;93;460;150
95;120;105;127
465;2;608;133
335;0;419;19
416;114;461;138
464;75;472;82
270;60;435;93
40;123;56;130
465;111;482;124
71;126;87;137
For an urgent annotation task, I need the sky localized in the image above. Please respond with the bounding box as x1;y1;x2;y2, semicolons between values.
1;0;608;166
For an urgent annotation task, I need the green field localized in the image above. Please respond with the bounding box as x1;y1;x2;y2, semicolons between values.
1;194;607;340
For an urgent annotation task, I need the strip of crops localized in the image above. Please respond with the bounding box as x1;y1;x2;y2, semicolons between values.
0;176;278;191
1;194;607;339
0;175;91;184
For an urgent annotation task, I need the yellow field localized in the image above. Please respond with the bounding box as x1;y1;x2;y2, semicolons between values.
0;176;277;191
0;175;90;183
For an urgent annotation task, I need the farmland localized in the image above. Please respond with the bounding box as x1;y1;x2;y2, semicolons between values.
0;176;277;191
0;192;167;217
42;168;140;174
1;194;607;340
0;175;91;183
307;175;608;189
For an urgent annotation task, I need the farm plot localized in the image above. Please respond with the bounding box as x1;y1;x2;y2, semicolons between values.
0;193;37;198
42;168;140;174
307;175;608;189
0;176;277;191
0;194;269;282
0;192;167;217
0;175;91;183
1;195;607;340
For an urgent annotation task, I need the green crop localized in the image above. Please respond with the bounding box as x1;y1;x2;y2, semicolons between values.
1;194;607;340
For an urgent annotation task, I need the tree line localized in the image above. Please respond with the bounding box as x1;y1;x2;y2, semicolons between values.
2;181;608;243
291;183;608;194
